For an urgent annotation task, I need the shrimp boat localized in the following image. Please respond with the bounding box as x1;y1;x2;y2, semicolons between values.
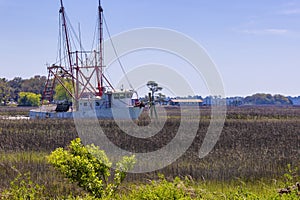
29;0;144;119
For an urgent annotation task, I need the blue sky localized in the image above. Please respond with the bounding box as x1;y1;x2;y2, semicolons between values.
0;0;299;97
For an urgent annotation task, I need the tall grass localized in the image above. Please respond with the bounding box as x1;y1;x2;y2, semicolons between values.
0;106;299;198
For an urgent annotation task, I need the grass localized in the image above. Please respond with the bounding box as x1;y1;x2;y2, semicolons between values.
0;106;33;117
0;151;87;199
0;150;299;199
119;179;277;200
0;105;299;199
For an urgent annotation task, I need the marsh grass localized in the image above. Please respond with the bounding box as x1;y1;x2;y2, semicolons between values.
0;106;299;199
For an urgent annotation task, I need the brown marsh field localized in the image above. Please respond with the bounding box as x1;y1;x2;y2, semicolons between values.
0;106;299;198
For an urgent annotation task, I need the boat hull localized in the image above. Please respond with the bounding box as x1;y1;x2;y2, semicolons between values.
29;107;143;120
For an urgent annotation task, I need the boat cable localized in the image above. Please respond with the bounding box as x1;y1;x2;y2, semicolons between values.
55;14;69;68
103;15;135;91
78;23;84;67
56;14;62;65
65;15;79;55
90;16;98;63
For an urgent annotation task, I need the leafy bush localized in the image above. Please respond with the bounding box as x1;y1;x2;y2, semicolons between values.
126;174;195;200
276;164;300;199
54;78;73;101
283;164;299;187
226;183;260;200
1;172;44;200
18;92;41;106
47;138;135;198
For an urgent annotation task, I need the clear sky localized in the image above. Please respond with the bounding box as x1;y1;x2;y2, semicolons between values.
0;0;299;97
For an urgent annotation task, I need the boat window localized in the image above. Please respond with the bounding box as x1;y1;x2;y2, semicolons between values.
126;93;132;98
84;102;87;106
119;93;125;99
113;94;119;99
95;102;100;106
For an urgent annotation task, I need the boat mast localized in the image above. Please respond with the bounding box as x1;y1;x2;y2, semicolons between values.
59;0;76;96
43;0;114;105
97;0;104;97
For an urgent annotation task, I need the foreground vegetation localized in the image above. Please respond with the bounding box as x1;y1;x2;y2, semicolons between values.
0;154;299;199
0;106;299;199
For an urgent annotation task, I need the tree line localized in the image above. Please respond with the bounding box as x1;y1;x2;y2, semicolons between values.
0;76;46;106
244;93;293;105
0;76;71;106
0;76;296;107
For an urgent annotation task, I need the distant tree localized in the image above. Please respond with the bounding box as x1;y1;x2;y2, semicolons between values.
146;81;163;102
0;78;11;106
8;77;23;89
157;93;166;105
244;93;292;105
273;94;293;105
245;93;270;105
21;76;47;95
146;81;163;118
53;79;73;101
18;92;41;107
8;77;23;102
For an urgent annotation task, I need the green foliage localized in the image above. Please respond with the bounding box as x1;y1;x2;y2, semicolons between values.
8;77;23;102
226;183;260;200
47;138;136;198
1;172;44;200
283;164;299;187
54;78;73;101
64;194;98;200
126;174;194;200
18;92;41;106
244;93;292;105
277;164;300;199
19;76;46;95
0;78;10;106
5;76;46;103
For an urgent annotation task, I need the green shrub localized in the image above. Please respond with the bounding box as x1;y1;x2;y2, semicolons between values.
47;138;135;199
276;164;300;199
127;174;195;200
18;92;41;106
226;185;260;200
1;172;44;200
283;164;299;187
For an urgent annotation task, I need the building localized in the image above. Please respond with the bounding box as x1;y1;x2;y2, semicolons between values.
169;99;203;106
